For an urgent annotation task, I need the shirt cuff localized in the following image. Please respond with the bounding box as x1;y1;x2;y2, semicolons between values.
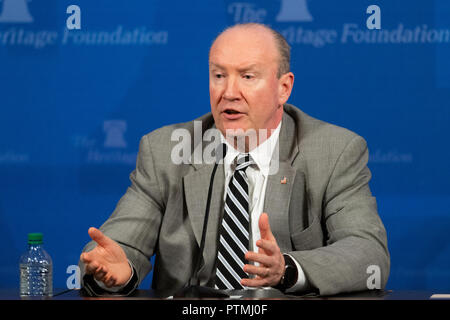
94;260;135;293
284;253;309;293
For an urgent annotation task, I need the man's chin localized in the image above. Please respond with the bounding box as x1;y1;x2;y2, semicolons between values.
222;125;267;152
222;125;253;135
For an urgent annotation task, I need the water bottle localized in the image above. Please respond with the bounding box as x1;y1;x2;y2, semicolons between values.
19;233;53;297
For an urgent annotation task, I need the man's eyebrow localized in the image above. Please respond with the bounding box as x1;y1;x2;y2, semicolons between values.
237;64;260;72
209;63;260;72
209;63;225;70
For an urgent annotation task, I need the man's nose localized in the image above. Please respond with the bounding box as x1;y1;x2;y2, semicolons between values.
223;76;241;101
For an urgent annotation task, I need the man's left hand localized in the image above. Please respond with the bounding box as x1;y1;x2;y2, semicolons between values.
241;212;285;287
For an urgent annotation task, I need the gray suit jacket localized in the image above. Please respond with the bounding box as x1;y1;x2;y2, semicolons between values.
80;104;390;297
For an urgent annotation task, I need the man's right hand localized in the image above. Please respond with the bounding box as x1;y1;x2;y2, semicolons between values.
80;227;132;288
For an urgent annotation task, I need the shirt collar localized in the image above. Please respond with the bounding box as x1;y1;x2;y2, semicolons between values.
221;121;282;177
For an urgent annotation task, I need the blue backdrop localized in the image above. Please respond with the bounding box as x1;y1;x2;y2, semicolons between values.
1;0;449;291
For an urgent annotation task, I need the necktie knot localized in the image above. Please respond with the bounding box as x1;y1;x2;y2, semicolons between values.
235;153;254;172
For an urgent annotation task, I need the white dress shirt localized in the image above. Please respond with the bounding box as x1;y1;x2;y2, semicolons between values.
221;121;308;292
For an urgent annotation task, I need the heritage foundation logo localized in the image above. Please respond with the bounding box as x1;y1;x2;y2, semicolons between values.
0;1;168;49
0;0;33;23
103;120;127;149
276;0;313;22
227;1;450;47
73;120;137;165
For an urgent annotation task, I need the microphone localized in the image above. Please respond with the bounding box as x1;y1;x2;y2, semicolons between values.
174;143;229;298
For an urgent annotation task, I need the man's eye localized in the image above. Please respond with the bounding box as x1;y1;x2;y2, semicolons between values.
215;74;224;79
243;74;254;80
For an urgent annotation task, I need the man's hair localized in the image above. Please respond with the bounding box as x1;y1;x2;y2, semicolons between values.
210;23;291;78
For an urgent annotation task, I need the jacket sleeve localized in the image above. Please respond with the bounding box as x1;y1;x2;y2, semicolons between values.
79;133;165;296
288;135;390;296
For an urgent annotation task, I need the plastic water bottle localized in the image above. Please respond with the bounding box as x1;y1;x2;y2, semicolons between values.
19;233;53;297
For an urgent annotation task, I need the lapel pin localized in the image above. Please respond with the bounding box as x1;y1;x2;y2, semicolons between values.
280;177;287;184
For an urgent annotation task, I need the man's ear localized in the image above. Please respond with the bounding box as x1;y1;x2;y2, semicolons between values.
278;72;294;105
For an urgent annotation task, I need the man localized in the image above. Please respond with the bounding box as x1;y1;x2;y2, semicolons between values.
79;23;390;297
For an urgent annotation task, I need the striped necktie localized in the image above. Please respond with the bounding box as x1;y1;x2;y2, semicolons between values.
215;153;254;290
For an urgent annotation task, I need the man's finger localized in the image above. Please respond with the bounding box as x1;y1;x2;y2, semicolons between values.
93;266;107;281
256;239;278;255
241;277;269;288
84;261;100;275
258;213;274;241
88;227;114;248
94;270;106;282
244;264;270;278
245;251;272;266
80;252;91;263
105;278;116;288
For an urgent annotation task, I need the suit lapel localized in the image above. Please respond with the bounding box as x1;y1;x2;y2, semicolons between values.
263;110;300;250
184;163;224;248
263;161;296;251
184;152;225;284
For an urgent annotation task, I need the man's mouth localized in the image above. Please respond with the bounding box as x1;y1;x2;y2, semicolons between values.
222;108;245;120
224;109;241;115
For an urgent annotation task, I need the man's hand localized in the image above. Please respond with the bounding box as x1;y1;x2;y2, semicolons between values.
241;213;285;287
80;227;132;288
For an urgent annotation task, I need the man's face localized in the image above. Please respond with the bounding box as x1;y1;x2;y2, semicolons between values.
209;27;293;142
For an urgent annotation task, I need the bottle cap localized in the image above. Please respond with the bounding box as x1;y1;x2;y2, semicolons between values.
28;233;43;245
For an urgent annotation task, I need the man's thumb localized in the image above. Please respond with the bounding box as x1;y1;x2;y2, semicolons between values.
88;227;113;248
258;213;273;240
